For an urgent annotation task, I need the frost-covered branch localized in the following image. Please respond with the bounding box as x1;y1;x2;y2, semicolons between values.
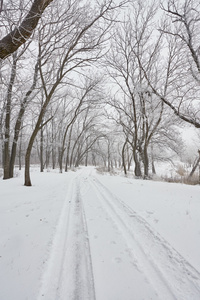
0;0;54;59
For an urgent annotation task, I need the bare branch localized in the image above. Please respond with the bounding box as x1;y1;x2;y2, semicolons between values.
0;0;54;59
137;56;200;128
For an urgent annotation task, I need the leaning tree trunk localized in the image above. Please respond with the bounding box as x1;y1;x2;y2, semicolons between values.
0;0;54;59
24;102;52;185
24;126;40;186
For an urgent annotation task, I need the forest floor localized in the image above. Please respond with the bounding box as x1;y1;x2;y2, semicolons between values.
0;166;200;300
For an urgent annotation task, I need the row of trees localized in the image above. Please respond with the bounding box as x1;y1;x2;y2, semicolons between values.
0;0;200;185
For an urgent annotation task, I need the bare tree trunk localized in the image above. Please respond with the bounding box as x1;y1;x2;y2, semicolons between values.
58;146;63;173
65;124;73;172
152;161;156;174
92;153;96;166
18;129;22;170
85;141;89;166
9;122;20;177
107;144;111;172
0;0;3;14
40;126;44;172
25;115;52;185
188;151;200;179
52;148;56;169
70;141;77;168
122;140;127;175
143;145;149;179
0;140;3;169
45;128;50;170
51;119;56;169
24;97;53;185
25;130;38;186
85;153;88;166
3;54;17;179
0;99;5;169
133;151;141;177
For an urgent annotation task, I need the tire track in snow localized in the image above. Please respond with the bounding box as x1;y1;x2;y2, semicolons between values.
63;176;96;300
37;173;95;300
90;176;200;300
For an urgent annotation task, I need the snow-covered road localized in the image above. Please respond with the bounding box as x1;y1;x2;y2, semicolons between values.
1;167;200;300
38;172;96;300
38;168;200;300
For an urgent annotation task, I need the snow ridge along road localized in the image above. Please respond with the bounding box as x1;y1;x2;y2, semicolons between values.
37;172;95;300
89;175;200;300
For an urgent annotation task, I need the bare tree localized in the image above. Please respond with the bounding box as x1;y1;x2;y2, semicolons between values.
140;0;200;128
24;0;125;186
58;78;102;173
69;108;103;168
1;49;39;180
0;0;54;59
106;0;166;178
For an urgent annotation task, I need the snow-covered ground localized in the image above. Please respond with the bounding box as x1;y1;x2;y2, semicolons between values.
0;167;200;300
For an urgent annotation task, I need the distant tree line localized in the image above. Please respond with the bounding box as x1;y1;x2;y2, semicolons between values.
0;0;199;185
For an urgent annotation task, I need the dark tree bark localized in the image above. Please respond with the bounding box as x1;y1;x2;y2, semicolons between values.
152;161;156;174
0;0;54;59
188;151;200;179
24;105;53;186
122;139;127;175
18;129;23;170
3;53;17;179
133;151;142;177
25;129;39;186
0;0;3;13
143;145;149;179
9;61;38;178
65;124;73;172
51;118;56;169
24;107;52;186
40;126;44;172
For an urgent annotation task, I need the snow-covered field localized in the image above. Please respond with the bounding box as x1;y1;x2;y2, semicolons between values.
0;167;200;300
